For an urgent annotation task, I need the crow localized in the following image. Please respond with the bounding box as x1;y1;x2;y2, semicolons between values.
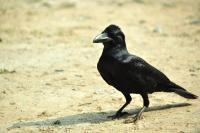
93;24;198;122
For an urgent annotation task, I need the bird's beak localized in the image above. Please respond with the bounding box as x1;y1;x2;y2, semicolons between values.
93;33;112;43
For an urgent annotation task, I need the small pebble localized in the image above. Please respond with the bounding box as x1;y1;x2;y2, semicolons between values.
190;19;200;25
153;25;163;33
54;69;64;73
53;120;61;125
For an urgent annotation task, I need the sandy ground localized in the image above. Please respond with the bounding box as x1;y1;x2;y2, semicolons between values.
0;0;200;132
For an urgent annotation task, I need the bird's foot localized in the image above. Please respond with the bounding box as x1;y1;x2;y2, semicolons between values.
133;113;143;123
124;106;147;123
123;114;143;124
108;112;129;119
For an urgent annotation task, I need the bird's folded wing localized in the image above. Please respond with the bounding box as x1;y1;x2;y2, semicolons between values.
125;57;170;89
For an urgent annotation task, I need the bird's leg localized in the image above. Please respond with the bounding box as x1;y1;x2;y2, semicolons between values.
133;106;147;122
124;93;149;123
133;93;149;123
108;93;132;119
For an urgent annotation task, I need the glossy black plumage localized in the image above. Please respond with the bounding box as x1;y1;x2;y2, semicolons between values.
93;24;198;122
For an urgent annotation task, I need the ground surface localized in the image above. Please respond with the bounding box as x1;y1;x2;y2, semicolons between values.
0;0;200;132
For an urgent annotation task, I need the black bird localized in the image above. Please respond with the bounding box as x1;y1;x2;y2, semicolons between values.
93;24;198;122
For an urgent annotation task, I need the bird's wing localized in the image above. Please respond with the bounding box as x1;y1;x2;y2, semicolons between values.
123;55;170;90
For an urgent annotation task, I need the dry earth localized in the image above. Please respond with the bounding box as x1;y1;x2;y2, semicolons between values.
0;0;200;132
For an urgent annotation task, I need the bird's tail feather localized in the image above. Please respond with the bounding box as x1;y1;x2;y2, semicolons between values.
169;82;198;99
173;88;198;99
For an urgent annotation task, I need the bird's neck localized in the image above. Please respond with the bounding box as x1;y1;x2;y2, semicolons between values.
102;42;128;56
103;41;127;51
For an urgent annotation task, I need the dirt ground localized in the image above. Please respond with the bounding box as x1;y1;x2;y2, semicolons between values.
0;0;200;132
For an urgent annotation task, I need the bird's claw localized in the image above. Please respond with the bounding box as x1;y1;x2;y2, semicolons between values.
124;114;143;124
108;112;129;119
133;114;143;123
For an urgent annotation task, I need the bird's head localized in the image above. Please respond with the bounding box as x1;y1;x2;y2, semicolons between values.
93;24;126;48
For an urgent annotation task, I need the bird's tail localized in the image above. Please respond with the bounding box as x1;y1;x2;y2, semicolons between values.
169;82;198;99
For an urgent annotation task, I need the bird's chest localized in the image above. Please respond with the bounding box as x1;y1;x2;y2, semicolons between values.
97;56;119;76
97;56;128;89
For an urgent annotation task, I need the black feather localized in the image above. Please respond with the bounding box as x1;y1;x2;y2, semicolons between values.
169;82;198;99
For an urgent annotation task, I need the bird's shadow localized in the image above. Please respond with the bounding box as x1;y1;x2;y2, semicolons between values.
8;103;191;129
